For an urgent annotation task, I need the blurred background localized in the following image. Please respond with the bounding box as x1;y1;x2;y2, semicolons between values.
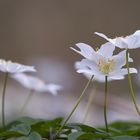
0;0;140;126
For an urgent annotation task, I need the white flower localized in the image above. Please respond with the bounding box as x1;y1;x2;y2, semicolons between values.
95;30;140;49
11;73;62;95
71;42;137;82
0;59;36;73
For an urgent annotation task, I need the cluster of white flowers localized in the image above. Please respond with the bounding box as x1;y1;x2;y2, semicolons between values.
0;59;62;95
71;30;140;82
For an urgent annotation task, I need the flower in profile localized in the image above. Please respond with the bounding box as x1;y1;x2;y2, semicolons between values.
0;59;36;73
95;30;140;49
71;42;137;82
11;73;62;95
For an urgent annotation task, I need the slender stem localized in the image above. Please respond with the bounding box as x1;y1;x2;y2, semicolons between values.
126;49;140;116
55;75;94;137
19;90;34;115
104;76;109;132
2;72;9;129
82;86;96;123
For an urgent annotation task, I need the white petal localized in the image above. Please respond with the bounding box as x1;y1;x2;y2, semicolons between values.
70;43;96;60
95;32;116;45
134;30;140;35
120;68;137;75
75;59;101;76
110;75;125;80
85;73;114;83
77;69;95;75
112;50;133;69
0;60;36;73
44;84;62;96
95;30;140;49
12;73;62;95
125;31;140;49
113;37;128;48
11;73;41;90
95;32;128;48
97;42;115;58
110;68;137;77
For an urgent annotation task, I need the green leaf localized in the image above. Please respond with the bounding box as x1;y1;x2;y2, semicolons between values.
8;117;42;127
109;121;140;131
10;123;31;135
68;132;84;140
67;123;100;132
28;132;42;140
68;132;109;140
0;130;23;138
31;117;63;137
111;135;139;140
7;132;42;140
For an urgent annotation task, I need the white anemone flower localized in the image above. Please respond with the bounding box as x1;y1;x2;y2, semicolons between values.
0;59;36;73
95;30;140;49
71;42;137;82
11;73;62;95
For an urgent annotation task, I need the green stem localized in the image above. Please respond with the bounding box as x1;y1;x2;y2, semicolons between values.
126;49;140;116
104;76;109;132
55;75;94;137
82;86;96;123
20;90;34;115
2;72;9;129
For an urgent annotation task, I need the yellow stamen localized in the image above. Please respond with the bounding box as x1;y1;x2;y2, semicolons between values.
98;59;115;74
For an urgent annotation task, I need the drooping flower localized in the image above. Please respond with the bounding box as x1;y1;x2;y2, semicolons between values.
71;42;137;82
11;73;62;95
95;30;140;49
0;59;36;73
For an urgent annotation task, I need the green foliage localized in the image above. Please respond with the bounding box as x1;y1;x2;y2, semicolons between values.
1;117;140;140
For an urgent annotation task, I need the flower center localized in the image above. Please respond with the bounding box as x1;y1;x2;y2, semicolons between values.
98;59;115;74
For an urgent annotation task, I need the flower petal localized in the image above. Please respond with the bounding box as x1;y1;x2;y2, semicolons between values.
44;84;62;96
110;68;137;77
112;50;133;69
97;42;115;58
12;73;62;95
95;30;140;49
125;31;140;49
70;43;96;60
95;32;116;45
109;75;125;80
95;32;128;48
75;59;102;75
0;60;36;73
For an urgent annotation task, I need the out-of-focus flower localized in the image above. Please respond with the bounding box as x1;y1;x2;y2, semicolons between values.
71;42;137;82
12;73;62;95
0;59;36;73
95;30;140;49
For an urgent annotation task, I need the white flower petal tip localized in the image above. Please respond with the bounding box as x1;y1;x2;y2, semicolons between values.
71;43;96;60
0;59;36;73
129;68;138;74
94;32;109;40
11;73;62;95
95;30;140;49
45;84;63;96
